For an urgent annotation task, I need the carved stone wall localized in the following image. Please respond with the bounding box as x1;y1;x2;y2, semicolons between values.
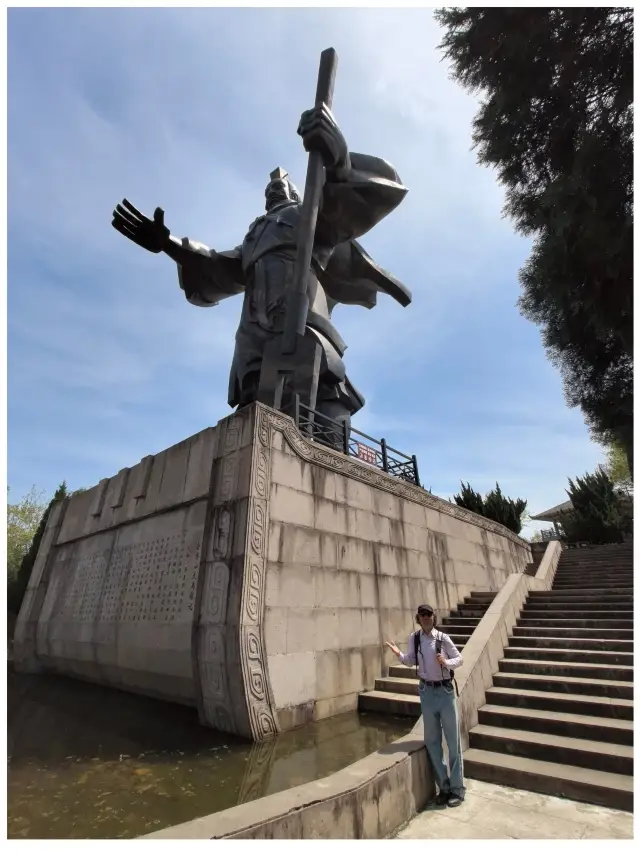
13;403;530;742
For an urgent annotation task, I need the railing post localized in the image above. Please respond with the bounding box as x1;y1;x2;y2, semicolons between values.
380;438;389;473
293;393;301;430
342;419;349;456
411;455;420;487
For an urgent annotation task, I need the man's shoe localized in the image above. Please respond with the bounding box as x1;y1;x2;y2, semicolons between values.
447;792;464;807
434;790;450;806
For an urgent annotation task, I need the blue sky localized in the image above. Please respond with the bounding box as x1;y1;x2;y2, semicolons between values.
7;7;605;535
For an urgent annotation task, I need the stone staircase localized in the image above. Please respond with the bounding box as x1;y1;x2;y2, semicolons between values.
359;591;496;716
464;542;634;811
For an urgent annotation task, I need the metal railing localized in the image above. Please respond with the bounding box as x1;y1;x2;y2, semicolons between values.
290;395;421;487
540;528;561;541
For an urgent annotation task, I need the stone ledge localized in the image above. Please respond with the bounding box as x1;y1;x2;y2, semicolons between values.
142;724;432;839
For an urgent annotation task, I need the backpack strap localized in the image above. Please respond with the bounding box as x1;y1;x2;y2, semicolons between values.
436;630;458;688
413;630;420;677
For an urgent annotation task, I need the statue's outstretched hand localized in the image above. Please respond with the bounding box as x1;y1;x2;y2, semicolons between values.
112;199;170;254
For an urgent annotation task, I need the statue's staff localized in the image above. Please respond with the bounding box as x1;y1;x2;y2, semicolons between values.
282;47;338;354
257;48;338;413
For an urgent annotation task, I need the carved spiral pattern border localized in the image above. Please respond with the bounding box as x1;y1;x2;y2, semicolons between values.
237;405;281;740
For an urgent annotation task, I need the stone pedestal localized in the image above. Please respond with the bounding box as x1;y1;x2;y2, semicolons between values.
14;403;531;742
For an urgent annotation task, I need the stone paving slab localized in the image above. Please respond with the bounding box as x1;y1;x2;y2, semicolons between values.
394;778;633;840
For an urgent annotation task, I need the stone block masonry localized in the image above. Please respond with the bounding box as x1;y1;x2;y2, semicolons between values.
14;403;531;741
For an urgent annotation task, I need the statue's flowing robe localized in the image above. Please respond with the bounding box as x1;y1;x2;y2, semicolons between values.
176;153;411;411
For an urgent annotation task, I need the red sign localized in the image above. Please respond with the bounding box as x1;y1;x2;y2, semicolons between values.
356;442;378;466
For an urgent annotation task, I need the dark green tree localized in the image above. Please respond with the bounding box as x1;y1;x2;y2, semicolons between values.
453;481;527;534
8;481;69;614
560;469;629;544
435;8;633;468
453;481;484;516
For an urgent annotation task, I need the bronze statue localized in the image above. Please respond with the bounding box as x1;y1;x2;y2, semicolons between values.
112;49;410;441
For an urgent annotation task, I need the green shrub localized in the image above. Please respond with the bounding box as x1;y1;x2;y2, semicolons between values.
560;469;630;545
454;481;528;535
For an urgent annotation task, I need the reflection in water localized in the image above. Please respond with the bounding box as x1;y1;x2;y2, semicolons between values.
8;669;412;839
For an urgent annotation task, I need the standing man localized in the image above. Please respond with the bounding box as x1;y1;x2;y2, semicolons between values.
386;604;465;807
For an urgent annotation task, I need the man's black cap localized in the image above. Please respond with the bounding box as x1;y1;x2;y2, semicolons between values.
416;604;434;616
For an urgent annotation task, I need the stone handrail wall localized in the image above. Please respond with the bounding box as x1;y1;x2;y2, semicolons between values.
144;543;558;839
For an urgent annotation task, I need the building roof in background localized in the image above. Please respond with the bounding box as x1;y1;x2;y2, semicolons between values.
532;491;633;523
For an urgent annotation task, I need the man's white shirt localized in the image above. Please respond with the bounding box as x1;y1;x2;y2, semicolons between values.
399;628;463;681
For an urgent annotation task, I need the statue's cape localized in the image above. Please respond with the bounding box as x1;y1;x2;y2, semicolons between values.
319;238;411;310
178;151;411;311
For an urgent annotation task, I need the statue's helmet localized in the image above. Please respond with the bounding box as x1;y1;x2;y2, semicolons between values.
265;166;301;210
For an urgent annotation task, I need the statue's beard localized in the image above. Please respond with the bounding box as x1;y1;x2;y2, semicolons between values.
266;192;292;211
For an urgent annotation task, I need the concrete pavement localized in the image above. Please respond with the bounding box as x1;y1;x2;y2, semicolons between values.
393;778;633;840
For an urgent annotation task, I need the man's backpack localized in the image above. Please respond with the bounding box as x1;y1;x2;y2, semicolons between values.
413;629;459;695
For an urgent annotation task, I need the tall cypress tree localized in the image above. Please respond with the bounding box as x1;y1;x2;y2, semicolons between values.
435;8;633;468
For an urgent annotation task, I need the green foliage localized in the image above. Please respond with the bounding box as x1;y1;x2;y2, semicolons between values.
453;482;484;516
7;482;69;614
603;438;633;489
435;8;633;466
7;486;46;581
454;481;528;534
560;469;630;545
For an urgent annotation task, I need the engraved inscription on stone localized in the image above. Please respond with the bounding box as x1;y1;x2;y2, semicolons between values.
119;533;201;623
56;528;202;625
61;550;110;622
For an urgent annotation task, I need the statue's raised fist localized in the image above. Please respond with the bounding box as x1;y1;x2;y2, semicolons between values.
297;104;348;170
112;199;171;254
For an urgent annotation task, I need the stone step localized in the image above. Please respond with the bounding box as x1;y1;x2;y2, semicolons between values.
529;588;633;598
516;617;633;629
503;646;633;666
512;626;633;640
388;664;421;680
521;607;633;618
451;608;490;618
437;624;475;635
466;593;496;601
557;556;634;563
553;575;634;584
555;562;634;569
485;685;634;721
552;583;634;591
498;657;633;682
441;617;485;627
492;671;633;699
539;587;634;596
522;600;633;611
468;724;633;775
463;748;633;812
375;676;418;696
553;579;635;586
553;569;633;586
447;635;469;648
477;703;633;746
508;635;633;653
558;556;634;563
526;595;633;605
358;690;420;717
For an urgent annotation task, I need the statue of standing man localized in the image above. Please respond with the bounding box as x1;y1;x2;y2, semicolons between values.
112;49;411;444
